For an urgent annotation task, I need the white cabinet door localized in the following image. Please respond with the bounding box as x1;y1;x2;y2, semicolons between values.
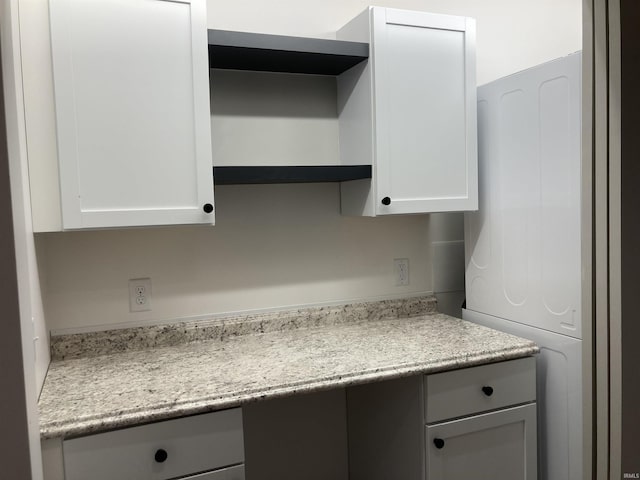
338;7;477;216
373;9;477;215
426;404;537;480
49;0;214;229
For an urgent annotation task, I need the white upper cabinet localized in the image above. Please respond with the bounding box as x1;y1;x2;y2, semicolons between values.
48;0;214;229
337;7;477;216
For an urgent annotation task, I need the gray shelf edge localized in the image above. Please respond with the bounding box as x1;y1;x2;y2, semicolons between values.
208;29;369;58
213;165;372;185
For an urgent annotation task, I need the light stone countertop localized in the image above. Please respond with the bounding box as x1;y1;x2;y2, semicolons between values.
39;300;538;440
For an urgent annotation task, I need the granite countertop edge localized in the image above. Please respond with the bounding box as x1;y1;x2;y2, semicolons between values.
39;297;539;441
40;343;538;440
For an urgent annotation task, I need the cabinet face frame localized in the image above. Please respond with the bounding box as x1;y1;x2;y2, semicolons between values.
49;0;214;229
425;403;537;480
372;8;478;215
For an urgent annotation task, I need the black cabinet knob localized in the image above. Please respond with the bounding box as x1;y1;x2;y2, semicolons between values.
433;438;445;449
482;386;494;396
203;203;214;214
154;449;168;463
381;197;391;206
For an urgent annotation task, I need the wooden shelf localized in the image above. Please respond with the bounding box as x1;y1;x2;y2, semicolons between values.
208;29;369;75
213;166;372;185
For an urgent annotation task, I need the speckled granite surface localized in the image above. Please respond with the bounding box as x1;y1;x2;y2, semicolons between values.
39;308;538;440
50;296;438;360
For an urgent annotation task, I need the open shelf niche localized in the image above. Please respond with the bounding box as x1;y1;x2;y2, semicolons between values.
209;29;371;185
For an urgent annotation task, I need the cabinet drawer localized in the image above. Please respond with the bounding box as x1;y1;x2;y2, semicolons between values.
63;408;244;480
424;357;536;423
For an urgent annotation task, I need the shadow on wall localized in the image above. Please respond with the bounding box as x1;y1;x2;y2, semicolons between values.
36;183;433;330
430;212;465;319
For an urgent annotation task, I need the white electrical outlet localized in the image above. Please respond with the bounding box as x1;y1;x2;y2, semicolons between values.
129;278;152;312
394;258;409;286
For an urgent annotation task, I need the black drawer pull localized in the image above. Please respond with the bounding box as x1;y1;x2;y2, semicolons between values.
433;438;445;449
381;197;391;206
203;203;214;214
154;449;168;463
482;386;494;396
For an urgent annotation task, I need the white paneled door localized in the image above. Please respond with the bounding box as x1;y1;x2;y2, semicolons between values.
373;9;477;215
49;0;214;229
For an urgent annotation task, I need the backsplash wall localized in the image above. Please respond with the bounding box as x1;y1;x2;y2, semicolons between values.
39;184;432;332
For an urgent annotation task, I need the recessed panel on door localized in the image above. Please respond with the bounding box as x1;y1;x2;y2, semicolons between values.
539;75;580;332
383;26;466;200
498;89;534;307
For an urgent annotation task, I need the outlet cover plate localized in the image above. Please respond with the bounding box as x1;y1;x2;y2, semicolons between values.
129;277;152;312
394;258;409;286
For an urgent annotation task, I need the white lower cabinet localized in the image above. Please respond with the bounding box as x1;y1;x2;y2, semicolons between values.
62;408;244;480
347;357;537;480
426;404;537;480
